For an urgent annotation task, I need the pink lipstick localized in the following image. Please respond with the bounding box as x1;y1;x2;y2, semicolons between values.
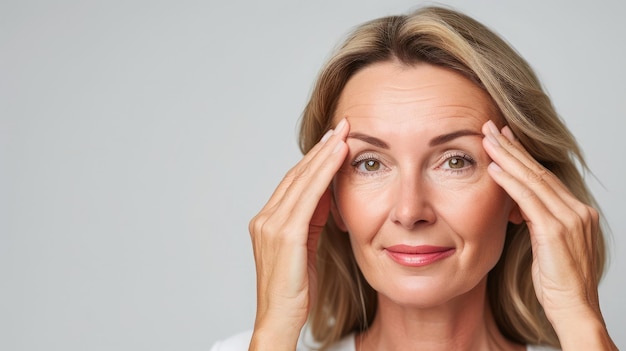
385;245;455;267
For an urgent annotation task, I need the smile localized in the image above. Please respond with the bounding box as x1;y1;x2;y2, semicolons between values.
385;245;456;267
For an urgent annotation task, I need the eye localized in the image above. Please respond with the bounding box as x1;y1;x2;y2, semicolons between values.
440;152;475;172
350;152;388;175
447;157;465;169
360;159;381;172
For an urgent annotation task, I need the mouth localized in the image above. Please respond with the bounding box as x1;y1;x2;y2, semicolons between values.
385;245;455;267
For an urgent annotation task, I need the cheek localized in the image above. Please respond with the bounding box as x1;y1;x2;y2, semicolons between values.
333;174;391;238
443;180;512;259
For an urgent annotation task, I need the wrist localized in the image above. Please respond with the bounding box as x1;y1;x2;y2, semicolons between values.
249;315;304;351
550;310;616;350
249;327;300;351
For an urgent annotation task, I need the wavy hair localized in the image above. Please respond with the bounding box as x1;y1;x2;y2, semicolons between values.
298;6;606;350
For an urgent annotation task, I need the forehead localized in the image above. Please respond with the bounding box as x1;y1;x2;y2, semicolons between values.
334;61;499;130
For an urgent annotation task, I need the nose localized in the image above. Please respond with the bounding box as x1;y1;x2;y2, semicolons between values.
389;173;436;230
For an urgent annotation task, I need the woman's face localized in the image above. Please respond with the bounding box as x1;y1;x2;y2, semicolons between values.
332;61;518;307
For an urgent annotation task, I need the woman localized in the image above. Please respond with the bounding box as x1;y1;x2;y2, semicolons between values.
213;6;616;351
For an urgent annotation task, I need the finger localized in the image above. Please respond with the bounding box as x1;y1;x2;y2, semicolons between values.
310;188;332;231
483;122;582;220
493;123;590;219
252;119;348;242
482;122;597;277
500;125;597;226
484;122;565;193
259;118;347;214
485;122;598;249
486;161;559;233
259;128;334;213
483;122;602;316
270;119;349;230
503;125;599;250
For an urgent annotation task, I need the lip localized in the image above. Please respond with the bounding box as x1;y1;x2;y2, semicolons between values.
385;245;455;267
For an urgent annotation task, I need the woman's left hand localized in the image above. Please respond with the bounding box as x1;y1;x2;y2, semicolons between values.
481;120;616;350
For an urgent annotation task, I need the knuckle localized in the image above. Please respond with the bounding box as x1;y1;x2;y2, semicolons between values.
259;220;280;239
248;215;257;232
525;167;550;184
281;164;310;190
284;165;298;180
571;203;599;228
587;206;600;223
248;214;264;238
502;137;517;150
562;210;585;233
548;219;567;237
521;186;538;200
293;162;312;180
248;220;255;237
536;216;568;241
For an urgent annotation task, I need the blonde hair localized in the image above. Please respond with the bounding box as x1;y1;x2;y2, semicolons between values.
298;6;605;350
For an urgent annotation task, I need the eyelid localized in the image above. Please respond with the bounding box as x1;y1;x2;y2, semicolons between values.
351;152;382;166
441;151;474;162
349;151;392;177
439;151;476;170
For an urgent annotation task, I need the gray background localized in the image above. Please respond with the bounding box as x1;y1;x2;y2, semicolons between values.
1;0;624;350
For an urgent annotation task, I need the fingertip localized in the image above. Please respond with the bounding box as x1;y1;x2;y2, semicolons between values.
488;161;503;173
502;126;517;142
481;134;496;156
332;140;347;154
320;129;333;143
333;118;347;135
486;120;500;136
481;120;491;135
333;118;350;140
483;120;500;146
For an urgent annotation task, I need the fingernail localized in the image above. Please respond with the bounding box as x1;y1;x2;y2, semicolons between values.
486;120;500;146
332;141;345;154
502;126;516;142
488;162;502;172
321;129;333;143
487;120;500;136
334;119;346;135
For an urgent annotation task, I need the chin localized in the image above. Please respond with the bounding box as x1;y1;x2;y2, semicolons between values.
373;273;486;309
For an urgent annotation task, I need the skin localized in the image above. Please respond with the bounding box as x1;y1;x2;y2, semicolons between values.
331;61;521;350
248;61;616;350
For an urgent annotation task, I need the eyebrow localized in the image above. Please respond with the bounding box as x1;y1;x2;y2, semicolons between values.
347;129;483;149
347;132;389;149
428;129;483;146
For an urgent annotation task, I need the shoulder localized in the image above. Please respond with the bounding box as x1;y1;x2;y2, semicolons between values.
527;345;560;351
211;333;551;351
211;329;355;351
210;330;252;351
323;333;355;351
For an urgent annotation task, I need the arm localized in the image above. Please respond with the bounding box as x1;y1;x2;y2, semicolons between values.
248;120;350;351
482;120;617;351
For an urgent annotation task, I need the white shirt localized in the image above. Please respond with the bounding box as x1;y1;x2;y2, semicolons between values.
211;330;560;351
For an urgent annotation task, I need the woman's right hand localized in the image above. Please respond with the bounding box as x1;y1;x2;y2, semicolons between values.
248;119;349;351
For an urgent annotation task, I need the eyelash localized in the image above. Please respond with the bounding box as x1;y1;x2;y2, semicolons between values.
349;151;476;176
439;151;476;174
350;152;388;176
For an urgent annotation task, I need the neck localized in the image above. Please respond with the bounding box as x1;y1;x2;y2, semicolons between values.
356;278;523;351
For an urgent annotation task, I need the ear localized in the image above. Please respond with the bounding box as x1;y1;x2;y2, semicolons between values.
508;201;524;225
330;193;348;232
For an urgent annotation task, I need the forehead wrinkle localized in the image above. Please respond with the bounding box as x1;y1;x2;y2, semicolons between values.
333;62;500;126
338;92;493;119
340;108;490;127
